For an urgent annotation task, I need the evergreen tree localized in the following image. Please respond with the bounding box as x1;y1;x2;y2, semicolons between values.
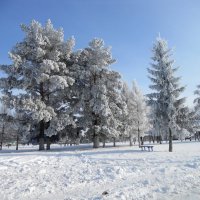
194;85;200;112
78;39;124;148
147;37;185;152
176;106;196;140
12;111;31;150
0;20;75;150
0;105;9;150
193;85;200;135
130;81;149;146
121;82;132;145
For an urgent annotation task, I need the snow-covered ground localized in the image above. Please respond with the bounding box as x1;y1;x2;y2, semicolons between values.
0;141;200;200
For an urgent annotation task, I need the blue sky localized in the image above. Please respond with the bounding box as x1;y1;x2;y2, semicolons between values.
1;0;200;106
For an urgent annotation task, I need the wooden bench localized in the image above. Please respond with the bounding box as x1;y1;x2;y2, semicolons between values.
140;145;154;151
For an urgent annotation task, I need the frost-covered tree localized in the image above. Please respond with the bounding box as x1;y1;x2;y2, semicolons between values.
121;82;131;144
176;106;196;140
0;104;15;149
192;85;200;135
0;105;9;150
194;85;200;112
78;39;124;148
147;37;185;152
0;20;75;150
130;81;149;146
121;82;136;146
11;111;31;150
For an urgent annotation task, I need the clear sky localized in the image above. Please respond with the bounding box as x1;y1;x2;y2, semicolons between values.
0;0;200;106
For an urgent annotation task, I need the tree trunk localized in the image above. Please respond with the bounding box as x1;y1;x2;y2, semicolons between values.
16;134;19;150
0;124;4;150
113;137;116;147
169;127;173;152
39;120;45;150
46;137;51;150
103;137;106;148
0;136;3;150
0;137;2;150
93;134;99;148
138;127;140;147
149;135;151;144
129;135;133;146
93;113;100;148
159;135;162;144
39;82;45;151
39;137;45;150
140;136;144;145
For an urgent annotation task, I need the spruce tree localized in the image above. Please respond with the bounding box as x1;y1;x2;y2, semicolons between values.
147;37;185;152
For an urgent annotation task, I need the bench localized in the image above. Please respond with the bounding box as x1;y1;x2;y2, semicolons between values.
185;136;191;141
140;145;154;151
6;144;12;148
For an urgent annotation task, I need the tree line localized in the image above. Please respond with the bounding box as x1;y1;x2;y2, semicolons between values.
0;20;200;152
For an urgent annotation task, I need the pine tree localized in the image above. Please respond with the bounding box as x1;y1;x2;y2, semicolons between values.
130;81;149;146
147;37;185;152
121;82;132;145
12;111;31;150
0;105;9;150
194;85;200;112
176;106;196;140
0;20;75;150
0;104;16;149
193;85;200;136
78;39;124;148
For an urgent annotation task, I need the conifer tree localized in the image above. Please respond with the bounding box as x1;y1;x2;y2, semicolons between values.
0;20;75;150
147;37;185;152
121;82;132;145
130;81;149;146
78;39;124;148
0;105;10;150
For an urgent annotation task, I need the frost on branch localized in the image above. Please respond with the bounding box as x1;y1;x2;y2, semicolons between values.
76;38;124;148
0;19;76;150
147;37;185;151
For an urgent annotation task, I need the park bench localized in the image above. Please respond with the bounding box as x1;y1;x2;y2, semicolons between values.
6;144;12;148
185;136;192;141
140;145;154;151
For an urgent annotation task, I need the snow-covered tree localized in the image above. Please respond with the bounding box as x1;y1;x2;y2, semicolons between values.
78;38;124;148
176;106;196;140
0;20;75;150
192;85;200;134
121;82;136;146
130;81;149;146
0;105;14;149
147;37;185;152
146;106;159;143
0;105;8;150
11;111;31;150
194;85;200;112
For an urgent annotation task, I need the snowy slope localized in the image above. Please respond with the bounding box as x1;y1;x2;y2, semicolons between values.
0;141;200;200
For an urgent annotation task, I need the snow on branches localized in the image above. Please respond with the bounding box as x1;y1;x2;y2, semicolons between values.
147;37;185;151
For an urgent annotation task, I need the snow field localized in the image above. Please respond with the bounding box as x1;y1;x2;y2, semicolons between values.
0;141;200;200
